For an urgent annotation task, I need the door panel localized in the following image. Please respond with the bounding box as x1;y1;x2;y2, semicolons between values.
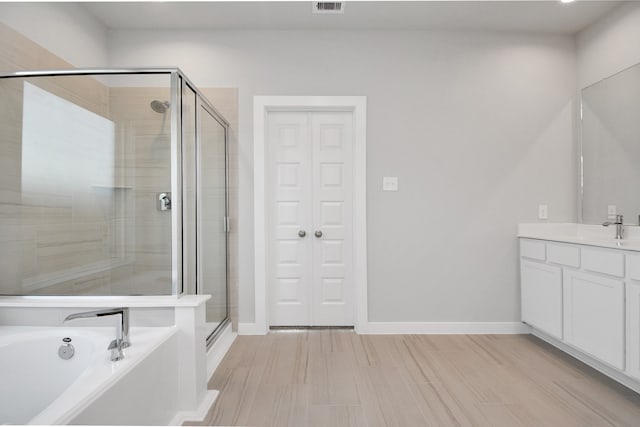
268;112;312;326
198;105;228;334
520;259;563;339
563;269;625;370
628;281;640;380
312;112;353;326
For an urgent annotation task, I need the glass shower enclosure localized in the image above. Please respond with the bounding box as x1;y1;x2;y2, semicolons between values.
0;68;229;344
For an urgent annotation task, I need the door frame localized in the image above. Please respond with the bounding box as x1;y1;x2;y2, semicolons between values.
253;96;368;334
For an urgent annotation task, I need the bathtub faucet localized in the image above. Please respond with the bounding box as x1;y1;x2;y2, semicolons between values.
63;307;130;361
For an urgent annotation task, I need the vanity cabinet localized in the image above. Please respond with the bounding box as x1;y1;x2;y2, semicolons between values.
562;269;625;370
519;238;640;391
521;260;563;339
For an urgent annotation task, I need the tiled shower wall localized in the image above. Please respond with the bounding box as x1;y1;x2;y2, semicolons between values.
108;86;173;295
0;23;112;295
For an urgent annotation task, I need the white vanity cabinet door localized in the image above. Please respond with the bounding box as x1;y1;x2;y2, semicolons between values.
521;259;563;339
628;281;640;381
563;269;625;370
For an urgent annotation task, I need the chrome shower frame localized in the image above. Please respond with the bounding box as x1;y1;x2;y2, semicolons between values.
0;68;231;344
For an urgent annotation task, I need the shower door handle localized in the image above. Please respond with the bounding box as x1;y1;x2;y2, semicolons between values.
157;192;172;211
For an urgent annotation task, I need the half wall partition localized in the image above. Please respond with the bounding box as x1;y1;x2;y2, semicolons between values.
0;68;229;342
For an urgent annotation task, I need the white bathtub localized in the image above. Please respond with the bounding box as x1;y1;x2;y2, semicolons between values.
0;326;178;425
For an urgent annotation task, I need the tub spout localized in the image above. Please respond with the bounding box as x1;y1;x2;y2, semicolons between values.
108;338;124;362
64;308;130;357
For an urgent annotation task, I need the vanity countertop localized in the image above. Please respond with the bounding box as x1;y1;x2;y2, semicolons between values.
518;223;640;252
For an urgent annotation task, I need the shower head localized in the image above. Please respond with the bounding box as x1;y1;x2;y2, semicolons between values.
150;100;170;114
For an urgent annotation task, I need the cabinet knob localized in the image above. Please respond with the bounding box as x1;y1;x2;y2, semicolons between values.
314;230;323;238
298;230;306;238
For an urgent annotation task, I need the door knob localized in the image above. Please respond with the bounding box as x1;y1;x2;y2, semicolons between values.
314;230;323;238
298;230;307;238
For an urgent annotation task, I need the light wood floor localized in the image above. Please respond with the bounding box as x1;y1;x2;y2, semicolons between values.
186;331;640;426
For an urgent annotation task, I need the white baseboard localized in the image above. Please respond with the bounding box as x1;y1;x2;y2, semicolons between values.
364;321;531;335
169;390;219;426
206;323;237;380
532;329;640;395
238;322;268;335
239;321;530;335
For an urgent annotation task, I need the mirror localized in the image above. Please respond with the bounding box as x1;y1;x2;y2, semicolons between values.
581;61;640;225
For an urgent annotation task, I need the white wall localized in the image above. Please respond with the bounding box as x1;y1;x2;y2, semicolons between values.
108;29;576;324
577;2;640;89
0;2;108;67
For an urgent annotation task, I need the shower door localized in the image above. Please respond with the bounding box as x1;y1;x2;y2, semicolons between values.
198;102;229;342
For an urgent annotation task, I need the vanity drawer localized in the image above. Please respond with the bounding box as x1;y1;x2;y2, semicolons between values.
547;243;580;268
520;239;546;261
627;254;640;281
582;248;625;277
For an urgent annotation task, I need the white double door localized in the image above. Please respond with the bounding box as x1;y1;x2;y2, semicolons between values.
268;111;354;326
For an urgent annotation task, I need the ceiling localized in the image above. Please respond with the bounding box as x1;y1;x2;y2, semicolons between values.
81;1;621;34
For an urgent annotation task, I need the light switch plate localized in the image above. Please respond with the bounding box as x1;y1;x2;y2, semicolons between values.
383;176;398;191
538;204;548;220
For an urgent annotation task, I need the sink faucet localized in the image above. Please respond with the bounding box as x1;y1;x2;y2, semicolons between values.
603;214;624;240
64;307;130;361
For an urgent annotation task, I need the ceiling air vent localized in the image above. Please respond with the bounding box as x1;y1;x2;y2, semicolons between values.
312;2;345;14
